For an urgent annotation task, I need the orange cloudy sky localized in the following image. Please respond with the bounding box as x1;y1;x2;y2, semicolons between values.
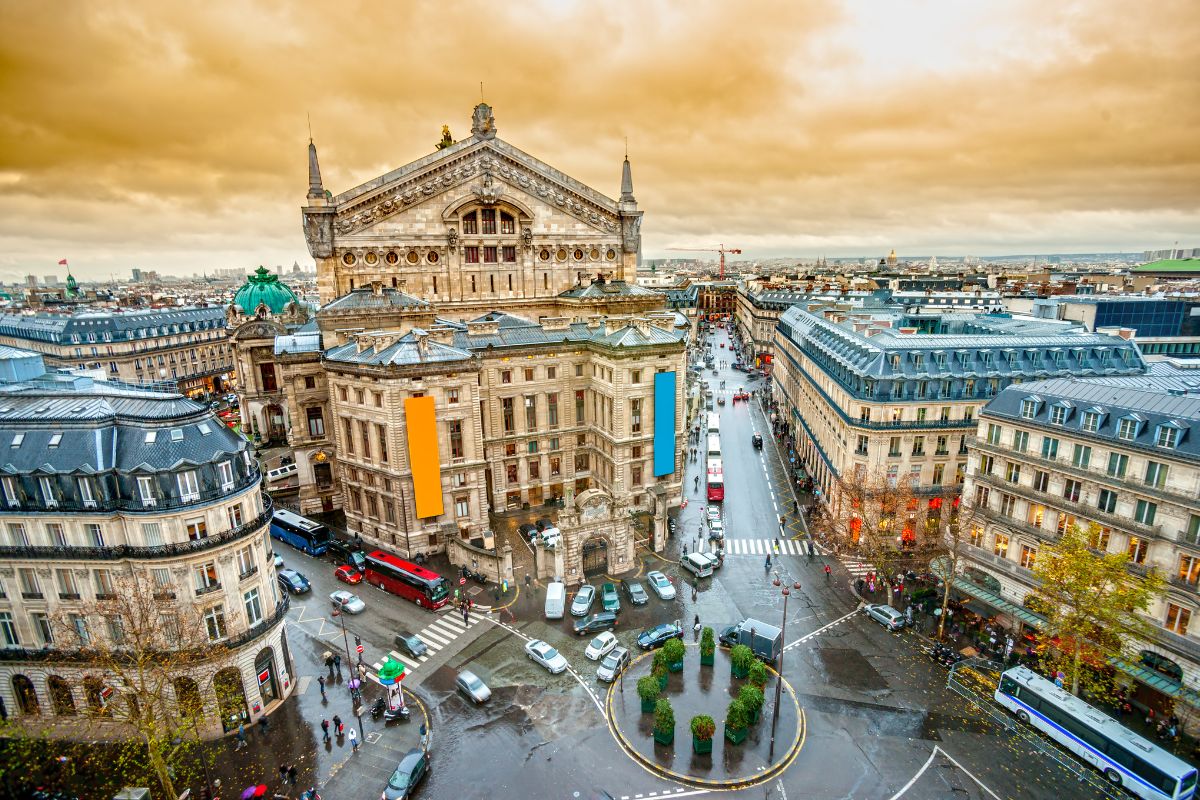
1;0;1198;279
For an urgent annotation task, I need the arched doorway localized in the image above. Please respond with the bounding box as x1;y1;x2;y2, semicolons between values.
174;676;203;720
12;675;38;715
213;667;248;733
581;536;609;577
83;676;109;716
254;647;279;706
48;676;75;716
266;404;286;443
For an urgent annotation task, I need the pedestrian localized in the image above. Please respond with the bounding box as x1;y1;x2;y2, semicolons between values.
357;662;367;681
258;715;269;735
320;718;330;743
824;564;832;581
324;651;333;673
288;765;297;786
333;653;342;676
317;675;326;699
235;721;247;750
462;606;469;624
348;727;359;752
524;573;531;588
279;765;288;784
333;714;343;736
905;606;913;627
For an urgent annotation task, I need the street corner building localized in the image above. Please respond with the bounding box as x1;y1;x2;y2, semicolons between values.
0;348;291;737
229;102;689;585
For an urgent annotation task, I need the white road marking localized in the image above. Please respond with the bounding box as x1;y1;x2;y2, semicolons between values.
887;747;938;800
889;745;1001;800
784;608;860;652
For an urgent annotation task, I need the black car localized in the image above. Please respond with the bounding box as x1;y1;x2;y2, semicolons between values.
394;631;428;659
637;622;683;650
519;523;538;543
327;538;365;571
752;433;763;449
573;611;618;636
276;568;310;594
383;747;430;800
621;579;649;605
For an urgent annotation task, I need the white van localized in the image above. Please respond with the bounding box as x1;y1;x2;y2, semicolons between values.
544;581;566;619
265;462;298;484
539;526;563;549
681;552;714;579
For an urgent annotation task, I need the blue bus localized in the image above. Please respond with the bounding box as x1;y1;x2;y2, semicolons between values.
270;509;331;556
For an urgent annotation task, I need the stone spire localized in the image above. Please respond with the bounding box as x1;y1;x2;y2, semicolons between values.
307;139;324;201
620;153;635;203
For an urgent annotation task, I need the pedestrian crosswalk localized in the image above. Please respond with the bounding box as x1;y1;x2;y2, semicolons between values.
721;537;811;556
366;608;489;684
842;558;877;579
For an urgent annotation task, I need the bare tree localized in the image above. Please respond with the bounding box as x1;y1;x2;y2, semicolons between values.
933;498;986;640
813;470;952;604
40;568;230;799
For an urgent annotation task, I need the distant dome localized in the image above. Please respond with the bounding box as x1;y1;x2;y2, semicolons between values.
233;266;299;315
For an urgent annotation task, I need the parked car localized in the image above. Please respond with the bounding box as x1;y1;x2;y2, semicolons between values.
276;568;310;594
637;622;683;650
601;582;620;613
570;585;596;617
708;519;725;539
329;590;365;614
456;669;491;704
706;506;722;523
393;631;427;659
646;571;676;600
334;564;362;584
272;551;284;568
863;604;906;631
752;432;763;449
525;639;569;674
573;611;618;637
584;631;619;661
519;523;539;544
596;646;631;682
382;747;430;800
327;538;366;572
621;579;649;606
694;551;722;571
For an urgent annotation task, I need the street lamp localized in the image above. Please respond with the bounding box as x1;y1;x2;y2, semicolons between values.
769;576;801;762
332;608;365;738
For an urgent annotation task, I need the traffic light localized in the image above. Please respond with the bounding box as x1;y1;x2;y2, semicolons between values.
355;635;362;648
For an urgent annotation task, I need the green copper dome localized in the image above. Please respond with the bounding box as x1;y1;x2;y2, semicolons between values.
233;266;300;315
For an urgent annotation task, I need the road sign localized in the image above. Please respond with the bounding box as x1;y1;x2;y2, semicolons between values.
459;577;466;586
356;644;364;654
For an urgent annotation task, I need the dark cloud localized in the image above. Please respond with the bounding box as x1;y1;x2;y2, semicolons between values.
0;0;1196;278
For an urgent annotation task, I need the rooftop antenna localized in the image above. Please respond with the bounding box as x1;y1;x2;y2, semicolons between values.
307;112;313;143
480;81;485;103
624;136;628;159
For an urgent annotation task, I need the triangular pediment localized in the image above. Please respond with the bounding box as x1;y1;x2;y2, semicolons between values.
331;139;622;237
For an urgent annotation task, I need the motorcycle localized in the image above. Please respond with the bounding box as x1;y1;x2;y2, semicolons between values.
370;694;386;720
462;567;488;585
384;703;411;723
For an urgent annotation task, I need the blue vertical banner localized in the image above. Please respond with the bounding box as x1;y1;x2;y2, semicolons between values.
653;371;677;477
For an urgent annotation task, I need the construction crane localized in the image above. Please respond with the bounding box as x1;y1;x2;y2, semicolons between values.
666;244;743;279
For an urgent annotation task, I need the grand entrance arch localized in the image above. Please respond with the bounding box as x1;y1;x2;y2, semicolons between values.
255;647;279;707
581;536;610;577
214;667;249;733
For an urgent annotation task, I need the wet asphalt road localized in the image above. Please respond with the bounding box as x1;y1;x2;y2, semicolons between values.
262;327;1108;800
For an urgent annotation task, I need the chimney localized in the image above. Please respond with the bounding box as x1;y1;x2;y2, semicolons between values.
428;325;457;345
542;317;571;332
586;315;605;332
466;320;499;336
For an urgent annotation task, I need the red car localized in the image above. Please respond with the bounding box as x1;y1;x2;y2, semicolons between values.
334;565;363;584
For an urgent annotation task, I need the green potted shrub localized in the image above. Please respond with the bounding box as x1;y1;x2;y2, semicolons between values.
653;698;675;746
724;699;750;744
691;713;716;755
663;637;686;673
652;649;670;690
730;644;754;679
700;626;715;667
739;683;765;724
636;675;660;713
748;660;769;689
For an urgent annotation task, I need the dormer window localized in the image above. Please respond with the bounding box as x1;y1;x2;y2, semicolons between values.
1020;397;1041;419
10;433;23;448
170;429;184;442
48;433;62;447
911;353;923;368
1050;402;1071;426
1082;411;1101;432
1157;423;1184;449
145;431;157;444
1117;416;1140;441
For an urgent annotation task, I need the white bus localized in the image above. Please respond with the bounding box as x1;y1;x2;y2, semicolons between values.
995;666;1196;799
708;415;720;435
707;433;722;459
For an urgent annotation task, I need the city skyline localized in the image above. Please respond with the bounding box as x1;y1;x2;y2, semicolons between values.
1;0;1197;279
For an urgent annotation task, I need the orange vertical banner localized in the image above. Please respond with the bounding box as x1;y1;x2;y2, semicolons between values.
405;396;444;518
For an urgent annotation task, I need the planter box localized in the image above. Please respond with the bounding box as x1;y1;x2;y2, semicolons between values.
654;728;674;746
641;697;658;713
731;664;749;679
724;724;748;744
700;651;715;666
668;660;684;673
747;706;760;725
658;675;668;691
693;736;713;754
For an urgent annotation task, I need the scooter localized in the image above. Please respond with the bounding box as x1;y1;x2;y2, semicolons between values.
384;703;411;723
369;694;387;720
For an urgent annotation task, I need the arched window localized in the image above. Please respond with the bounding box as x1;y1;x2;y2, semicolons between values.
12;675;39;715
174;676;203;719
83;676;109;715
48;676;75;716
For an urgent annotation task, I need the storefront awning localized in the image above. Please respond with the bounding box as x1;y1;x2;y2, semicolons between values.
1110;658;1200;709
953;577;1046;630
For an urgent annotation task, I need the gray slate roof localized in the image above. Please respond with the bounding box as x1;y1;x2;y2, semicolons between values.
558;280;661;299
320;288;431;313
325;330;473;367
0;306;227;344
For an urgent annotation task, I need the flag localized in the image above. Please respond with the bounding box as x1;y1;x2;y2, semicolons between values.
58;259;67;265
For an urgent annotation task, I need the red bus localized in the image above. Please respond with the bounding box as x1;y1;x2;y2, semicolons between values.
363;551;450;610
706;459;724;502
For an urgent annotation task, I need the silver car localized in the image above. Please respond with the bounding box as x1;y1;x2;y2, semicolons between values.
646;571;676;600
329;590;365;614
456;669;491;704
525;639;569;674
863;603;905;631
571;584;596;617
596;646;630;682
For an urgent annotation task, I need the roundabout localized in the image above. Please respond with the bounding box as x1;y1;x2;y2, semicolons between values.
604;638;805;790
